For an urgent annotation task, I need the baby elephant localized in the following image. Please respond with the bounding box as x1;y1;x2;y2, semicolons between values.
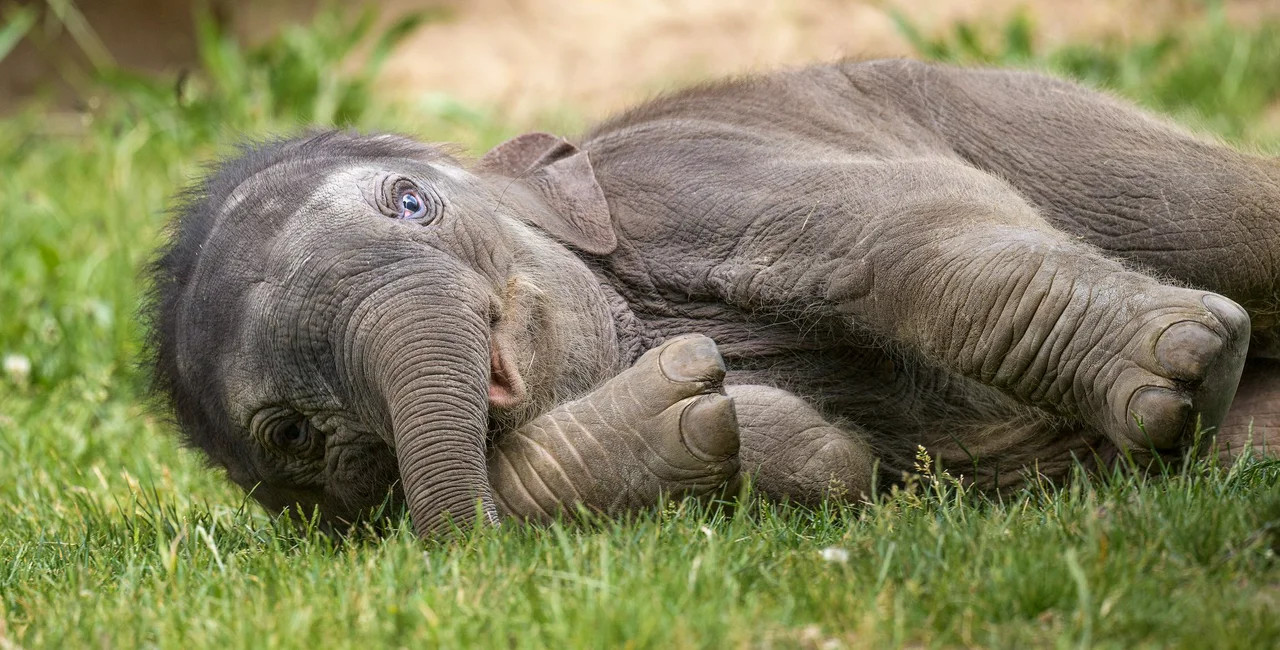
148;59;1280;537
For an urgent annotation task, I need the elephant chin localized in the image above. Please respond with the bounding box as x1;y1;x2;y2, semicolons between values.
373;285;499;536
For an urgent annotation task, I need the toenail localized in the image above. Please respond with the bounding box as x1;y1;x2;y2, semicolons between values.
679;395;739;461
1155;321;1222;381
1202;294;1249;331
1126;385;1191;448
658;336;725;383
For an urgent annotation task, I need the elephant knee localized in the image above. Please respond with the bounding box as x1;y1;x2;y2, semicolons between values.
791;431;875;503
729;383;877;505
743;426;875;506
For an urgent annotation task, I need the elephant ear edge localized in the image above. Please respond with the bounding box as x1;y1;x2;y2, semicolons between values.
478;132;617;256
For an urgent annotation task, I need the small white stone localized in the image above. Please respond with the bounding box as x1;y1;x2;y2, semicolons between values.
819;546;849;563
3;354;31;384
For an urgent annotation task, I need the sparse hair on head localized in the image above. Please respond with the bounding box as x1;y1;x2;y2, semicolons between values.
141;129;453;478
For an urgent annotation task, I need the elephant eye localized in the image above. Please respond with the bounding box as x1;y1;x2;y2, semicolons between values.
272;419;315;453
400;190;424;219
396;188;441;223
382;178;443;225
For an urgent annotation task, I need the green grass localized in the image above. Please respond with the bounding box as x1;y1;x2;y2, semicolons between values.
3;5;1280;648
893;2;1280;147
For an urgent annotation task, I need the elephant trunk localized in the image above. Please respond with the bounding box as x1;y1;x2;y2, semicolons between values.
368;283;497;536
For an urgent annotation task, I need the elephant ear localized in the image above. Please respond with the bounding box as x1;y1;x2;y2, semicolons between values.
479;132;617;255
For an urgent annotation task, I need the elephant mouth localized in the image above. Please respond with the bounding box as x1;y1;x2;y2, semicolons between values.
488;339;526;409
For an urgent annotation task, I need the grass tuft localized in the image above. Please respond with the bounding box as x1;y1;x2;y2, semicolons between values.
893;2;1280;147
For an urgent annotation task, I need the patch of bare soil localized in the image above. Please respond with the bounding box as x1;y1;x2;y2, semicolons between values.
366;0;1280;122
5;0;1280;122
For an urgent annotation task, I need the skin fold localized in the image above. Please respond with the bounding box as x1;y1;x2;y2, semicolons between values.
147;59;1279;537
489;335;740;522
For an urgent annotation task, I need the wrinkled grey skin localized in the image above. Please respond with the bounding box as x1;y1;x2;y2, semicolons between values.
149;60;1279;537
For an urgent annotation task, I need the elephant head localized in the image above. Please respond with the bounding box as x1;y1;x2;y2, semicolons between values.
147;131;625;535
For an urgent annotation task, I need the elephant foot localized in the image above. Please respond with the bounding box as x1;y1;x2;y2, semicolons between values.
1087;289;1250;451
488;335;740;521
1215;358;1280;463
598;333;742;476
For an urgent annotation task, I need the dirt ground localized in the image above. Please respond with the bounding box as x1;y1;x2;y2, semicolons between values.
4;0;1280;121
371;0;1280;122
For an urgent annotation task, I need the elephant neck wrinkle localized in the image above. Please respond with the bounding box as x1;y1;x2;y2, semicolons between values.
594;274;656;365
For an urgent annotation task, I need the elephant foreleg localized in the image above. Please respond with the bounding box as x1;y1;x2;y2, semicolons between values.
885;61;1280;346
487;335;740;522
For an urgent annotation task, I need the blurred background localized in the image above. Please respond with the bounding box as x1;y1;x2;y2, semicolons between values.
4;0;1280;132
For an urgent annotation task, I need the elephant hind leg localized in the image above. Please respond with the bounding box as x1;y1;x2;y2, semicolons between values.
726;384;877;505
1216;359;1280;463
